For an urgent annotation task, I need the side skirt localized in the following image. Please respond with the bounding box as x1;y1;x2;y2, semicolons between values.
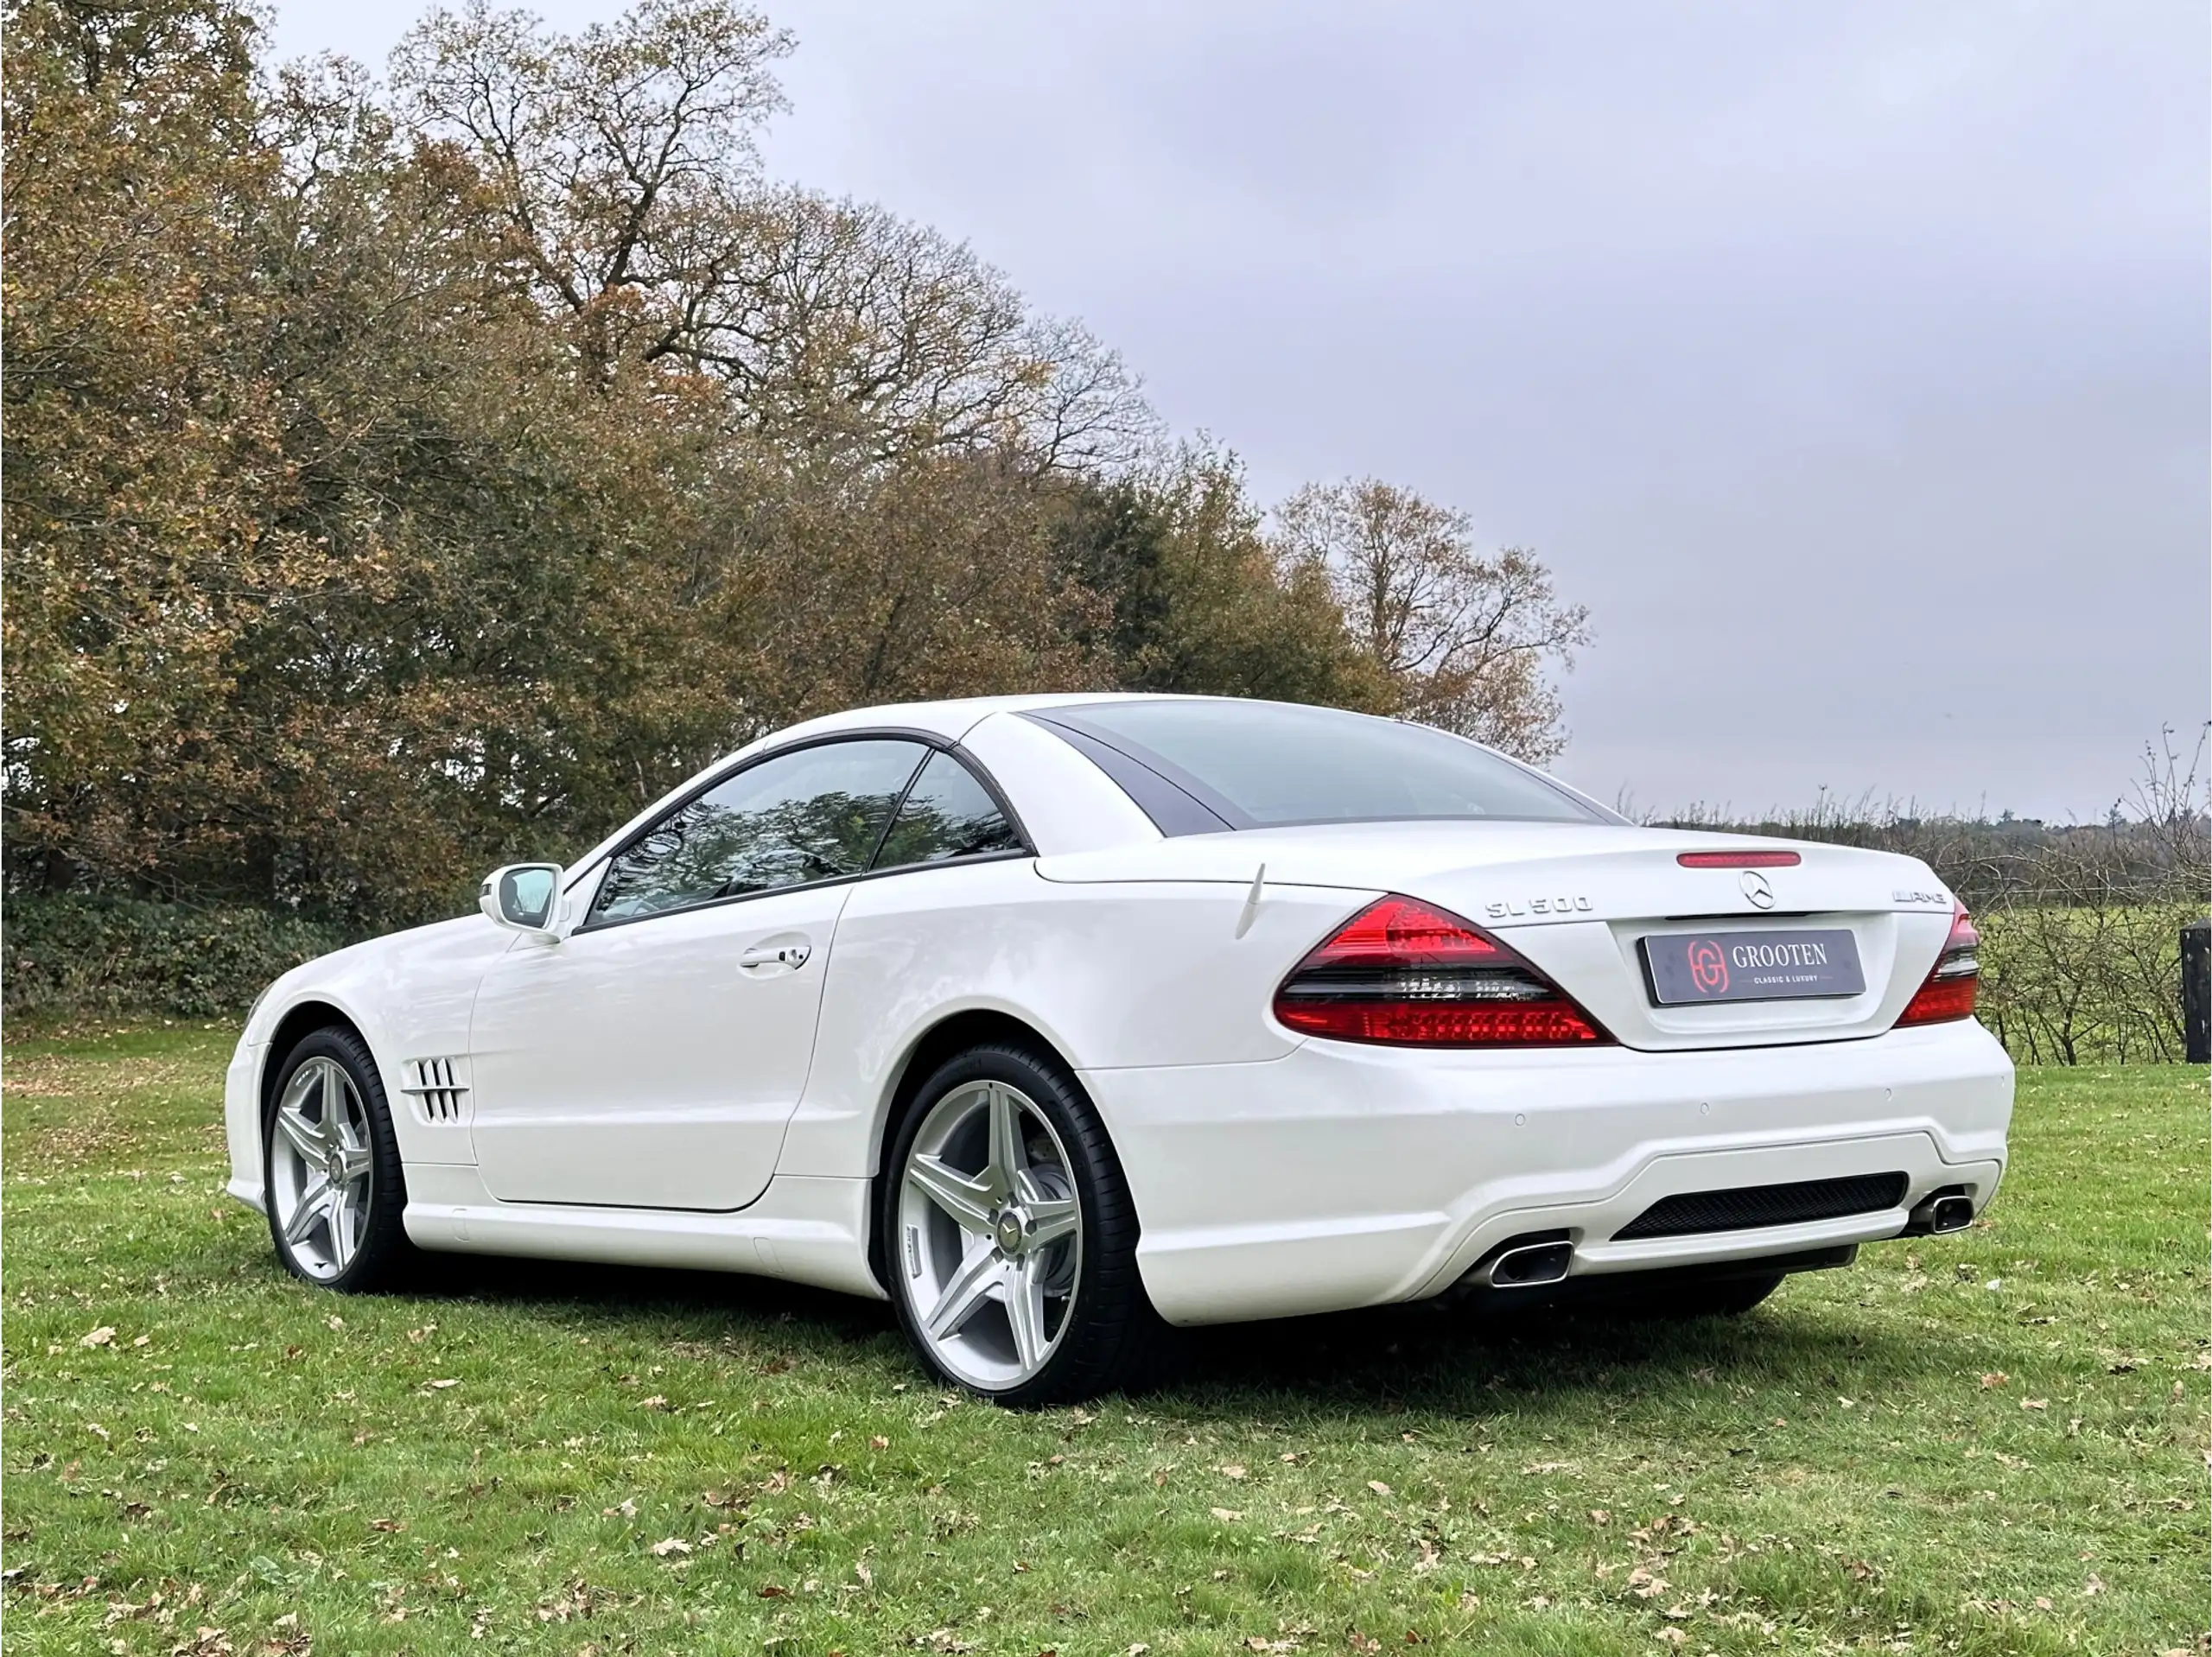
400;1165;884;1301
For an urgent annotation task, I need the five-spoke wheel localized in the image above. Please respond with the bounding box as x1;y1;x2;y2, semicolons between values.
884;1043;1166;1404
270;1057;376;1279
264;1027;410;1291
897;1078;1083;1389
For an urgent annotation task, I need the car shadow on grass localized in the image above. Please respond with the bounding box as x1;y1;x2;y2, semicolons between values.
1163;1291;1948;1420
342;1244;1971;1421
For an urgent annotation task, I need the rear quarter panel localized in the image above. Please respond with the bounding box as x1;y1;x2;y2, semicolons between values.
777;860;1374;1178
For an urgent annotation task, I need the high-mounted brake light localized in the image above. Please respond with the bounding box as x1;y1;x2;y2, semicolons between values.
1896;900;1980;1026
1676;850;1802;868
1272;895;1614;1047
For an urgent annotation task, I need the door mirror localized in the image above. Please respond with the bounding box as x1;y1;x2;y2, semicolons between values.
480;863;563;936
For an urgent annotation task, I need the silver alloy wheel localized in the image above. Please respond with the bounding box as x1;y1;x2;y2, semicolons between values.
896;1079;1083;1390
268;1056;376;1280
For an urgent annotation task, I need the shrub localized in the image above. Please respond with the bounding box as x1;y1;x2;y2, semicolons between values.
2;895;357;1019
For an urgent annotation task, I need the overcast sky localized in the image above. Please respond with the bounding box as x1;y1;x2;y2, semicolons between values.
275;0;2209;821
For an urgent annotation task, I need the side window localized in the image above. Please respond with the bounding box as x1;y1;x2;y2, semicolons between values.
591;740;929;923
872;750;1024;872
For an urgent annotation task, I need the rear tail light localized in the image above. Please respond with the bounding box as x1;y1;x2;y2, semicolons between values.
1896;900;1980;1026
1273;895;1615;1047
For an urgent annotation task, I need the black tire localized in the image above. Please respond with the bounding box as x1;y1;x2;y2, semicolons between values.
263;1025;416;1292
880;1041;1172;1406
1637;1272;1784;1320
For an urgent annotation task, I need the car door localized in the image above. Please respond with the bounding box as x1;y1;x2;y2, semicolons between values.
467;737;934;1210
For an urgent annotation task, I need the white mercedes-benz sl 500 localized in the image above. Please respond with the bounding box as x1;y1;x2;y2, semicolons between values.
224;695;2012;1403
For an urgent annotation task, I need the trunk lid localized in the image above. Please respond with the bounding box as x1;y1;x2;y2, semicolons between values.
1035;821;1958;1051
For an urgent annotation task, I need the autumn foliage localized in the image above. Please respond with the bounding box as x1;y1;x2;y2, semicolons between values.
3;0;1588;927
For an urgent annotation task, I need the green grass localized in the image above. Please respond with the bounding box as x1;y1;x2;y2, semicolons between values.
3;1025;2204;1655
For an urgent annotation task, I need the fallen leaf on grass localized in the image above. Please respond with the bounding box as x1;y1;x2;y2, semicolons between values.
1366;1481;1392;1496
369;1519;404;1533
425;1379;460;1391
1211;1508;1243;1522
2021;1399;2049;1411
601;1499;636;1518
79;1326;115;1347
1980;1372;2008;1388
870;1435;890;1450
649;1538;690;1558
1219;1463;1248;1479
758;1584;789;1598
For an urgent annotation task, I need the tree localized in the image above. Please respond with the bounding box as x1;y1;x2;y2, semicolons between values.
715;449;1109;733
1054;449;1389;709
3;0;296;892
4;3;760;919
2;0;1594;937
391;1;1150;468
388;0;787;365
1271;479;1589;761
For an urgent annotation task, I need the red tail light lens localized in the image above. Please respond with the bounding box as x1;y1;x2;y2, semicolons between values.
1676;849;1802;868
1273;895;1614;1047
1897;900;1980;1026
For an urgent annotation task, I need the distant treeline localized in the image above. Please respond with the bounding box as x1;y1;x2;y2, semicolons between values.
1659;734;2211;1064
3;0;1586;931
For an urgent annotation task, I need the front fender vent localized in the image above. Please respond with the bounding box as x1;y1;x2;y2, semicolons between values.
1614;1171;1908;1241
400;1057;470;1124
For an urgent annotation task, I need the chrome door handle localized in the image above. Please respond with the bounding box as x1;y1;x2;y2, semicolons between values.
738;943;810;969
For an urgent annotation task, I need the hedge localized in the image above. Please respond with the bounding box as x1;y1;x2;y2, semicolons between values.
3;895;359;1019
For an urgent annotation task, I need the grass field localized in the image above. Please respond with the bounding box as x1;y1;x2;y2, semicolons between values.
3;1025;2204;1655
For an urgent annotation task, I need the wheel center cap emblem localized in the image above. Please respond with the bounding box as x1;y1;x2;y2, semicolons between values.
995;1210;1026;1254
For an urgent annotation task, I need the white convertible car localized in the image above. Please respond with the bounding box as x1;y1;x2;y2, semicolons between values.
225;695;2012;1402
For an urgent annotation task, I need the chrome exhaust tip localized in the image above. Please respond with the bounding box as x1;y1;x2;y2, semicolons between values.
1484;1237;1574;1289
1927;1194;1974;1234
1905;1187;1975;1236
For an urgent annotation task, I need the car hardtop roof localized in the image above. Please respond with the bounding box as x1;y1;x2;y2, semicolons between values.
759;691;1231;748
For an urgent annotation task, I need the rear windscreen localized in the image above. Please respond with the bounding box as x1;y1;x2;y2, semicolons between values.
1026;700;1609;832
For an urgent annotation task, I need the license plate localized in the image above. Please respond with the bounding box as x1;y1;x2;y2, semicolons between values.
1641;928;1865;1006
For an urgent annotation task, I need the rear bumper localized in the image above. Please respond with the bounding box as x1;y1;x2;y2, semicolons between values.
1081;1019;2012;1325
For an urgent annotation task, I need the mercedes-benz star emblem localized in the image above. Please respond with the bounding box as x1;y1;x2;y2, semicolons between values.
1739;870;1775;909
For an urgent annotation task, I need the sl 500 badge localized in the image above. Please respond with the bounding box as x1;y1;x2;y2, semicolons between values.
1485;895;1595;919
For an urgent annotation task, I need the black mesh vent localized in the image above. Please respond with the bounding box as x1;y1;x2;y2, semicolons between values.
1614;1172;1908;1241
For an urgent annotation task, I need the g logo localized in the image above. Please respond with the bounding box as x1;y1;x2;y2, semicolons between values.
1739;870;1775;910
1687;938;1729;995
